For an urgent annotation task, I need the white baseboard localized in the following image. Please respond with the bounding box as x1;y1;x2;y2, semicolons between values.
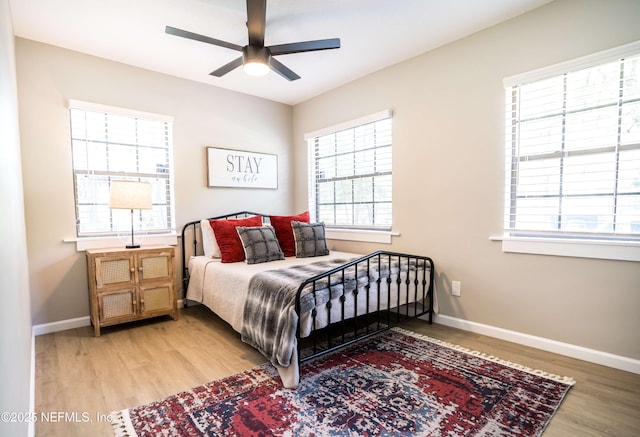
32;316;91;336
434;314;640;375
32;300;187;336
32;306;638;375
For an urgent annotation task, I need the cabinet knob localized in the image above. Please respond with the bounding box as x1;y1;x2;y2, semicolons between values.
130;268;135;273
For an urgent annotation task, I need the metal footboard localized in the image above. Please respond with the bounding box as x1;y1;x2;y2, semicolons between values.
295;250;434;365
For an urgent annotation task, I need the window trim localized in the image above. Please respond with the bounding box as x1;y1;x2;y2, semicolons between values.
305;110;394;241
303;110;392;140
503;40;640;88
501;41;640;262
65;234;178;252
68;99;176;240
68;99;173;124
491;234;640;262
325;228;398;244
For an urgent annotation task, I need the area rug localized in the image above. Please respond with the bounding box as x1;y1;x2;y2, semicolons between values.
111;328;575;436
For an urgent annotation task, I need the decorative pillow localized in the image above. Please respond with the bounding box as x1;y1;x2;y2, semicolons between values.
236;225;285;264
291;221;330;258
200;219;220;258
209;216;262;263
269;211;310;257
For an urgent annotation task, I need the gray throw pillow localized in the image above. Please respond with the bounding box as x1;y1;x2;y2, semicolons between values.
291;221;330;258
236;225;285;264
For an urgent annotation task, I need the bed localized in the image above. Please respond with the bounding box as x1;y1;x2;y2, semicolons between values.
181;211;435;388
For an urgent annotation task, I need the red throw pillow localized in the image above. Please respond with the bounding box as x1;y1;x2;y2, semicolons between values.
269;212;310;257
209;216;262;263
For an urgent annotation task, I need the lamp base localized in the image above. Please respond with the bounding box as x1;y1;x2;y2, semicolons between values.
126;244;141;249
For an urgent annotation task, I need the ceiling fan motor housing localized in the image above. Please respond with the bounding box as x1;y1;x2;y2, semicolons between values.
243;45;271;65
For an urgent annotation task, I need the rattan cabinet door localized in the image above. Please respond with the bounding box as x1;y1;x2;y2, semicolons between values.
99;289;137;323
94;254;135;289
137;251;172;284
139;285;173;315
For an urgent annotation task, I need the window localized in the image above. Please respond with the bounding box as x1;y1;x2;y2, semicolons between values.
306;110;392;233
69;101;176;240
504;43;640;250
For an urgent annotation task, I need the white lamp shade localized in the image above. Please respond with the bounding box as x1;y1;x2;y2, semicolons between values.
109;181;153;210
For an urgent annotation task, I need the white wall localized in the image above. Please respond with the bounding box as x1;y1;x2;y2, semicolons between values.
293;0;640;361
0;0;33;435
16;38;293;325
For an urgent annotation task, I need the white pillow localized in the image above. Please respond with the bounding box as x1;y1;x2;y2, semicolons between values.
200;219;221;258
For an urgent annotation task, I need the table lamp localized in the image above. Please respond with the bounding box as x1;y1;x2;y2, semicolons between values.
109;180;152;248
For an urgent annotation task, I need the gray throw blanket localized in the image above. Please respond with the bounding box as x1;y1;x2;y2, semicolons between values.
241;256;420;368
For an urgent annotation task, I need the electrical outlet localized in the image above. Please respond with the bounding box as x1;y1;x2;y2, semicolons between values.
452;281;461;297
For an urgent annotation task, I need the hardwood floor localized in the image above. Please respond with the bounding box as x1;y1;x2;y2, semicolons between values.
35;306;640;436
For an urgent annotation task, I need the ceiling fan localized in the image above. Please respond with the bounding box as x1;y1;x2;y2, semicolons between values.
165;0;341;81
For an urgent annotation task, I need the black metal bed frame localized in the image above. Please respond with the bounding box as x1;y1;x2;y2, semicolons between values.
181;211;435;367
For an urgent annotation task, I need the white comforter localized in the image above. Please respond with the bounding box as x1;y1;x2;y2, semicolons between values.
186;251;359;333
186;251;433;388
186;252;360;388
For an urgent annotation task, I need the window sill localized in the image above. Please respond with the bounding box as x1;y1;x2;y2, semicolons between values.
325;228;398;244
65;233;178;251
490;235;640;262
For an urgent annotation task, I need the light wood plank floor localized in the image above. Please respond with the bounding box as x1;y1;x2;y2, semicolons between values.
35;306;640;436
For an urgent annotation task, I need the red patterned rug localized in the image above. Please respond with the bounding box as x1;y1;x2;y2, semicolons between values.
111;328;574;436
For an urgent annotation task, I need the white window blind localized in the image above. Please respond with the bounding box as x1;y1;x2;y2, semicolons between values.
306;110;392;230
69;100;176;238
504;45;640;241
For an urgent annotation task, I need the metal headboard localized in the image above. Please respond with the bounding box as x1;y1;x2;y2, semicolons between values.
180;211;270;298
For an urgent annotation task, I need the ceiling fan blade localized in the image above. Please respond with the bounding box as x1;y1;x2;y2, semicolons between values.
269;58;301;81
246;0;266;47
165;26;243;52
210;57;244;77
269;38;341;56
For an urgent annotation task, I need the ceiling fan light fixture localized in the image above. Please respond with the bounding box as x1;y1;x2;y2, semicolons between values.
243;60;270;76
242;46;271;76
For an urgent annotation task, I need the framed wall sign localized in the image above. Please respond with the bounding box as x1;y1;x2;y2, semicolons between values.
207;147;278;189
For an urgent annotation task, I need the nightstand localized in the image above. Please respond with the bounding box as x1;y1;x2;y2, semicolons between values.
86;245;178;336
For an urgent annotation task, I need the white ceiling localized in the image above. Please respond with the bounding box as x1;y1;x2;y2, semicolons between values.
10;0;553;105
